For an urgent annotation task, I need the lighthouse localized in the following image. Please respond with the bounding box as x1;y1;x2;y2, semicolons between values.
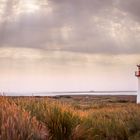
135;64;140;104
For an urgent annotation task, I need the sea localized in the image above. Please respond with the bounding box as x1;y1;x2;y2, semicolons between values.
2;91;137;96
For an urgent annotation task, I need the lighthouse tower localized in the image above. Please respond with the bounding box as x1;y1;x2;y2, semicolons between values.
135;64;140;104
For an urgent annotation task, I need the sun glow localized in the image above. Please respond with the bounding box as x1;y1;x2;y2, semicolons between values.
0;0;51;21
17;0;40;14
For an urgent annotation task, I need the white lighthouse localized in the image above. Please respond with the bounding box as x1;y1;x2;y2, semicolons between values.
135;64;140;104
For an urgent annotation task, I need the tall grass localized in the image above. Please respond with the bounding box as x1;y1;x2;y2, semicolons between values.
0;97;48;140
0;96;140;140
15;98;81;140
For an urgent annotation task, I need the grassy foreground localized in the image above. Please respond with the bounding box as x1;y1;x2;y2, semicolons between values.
0;95;140;140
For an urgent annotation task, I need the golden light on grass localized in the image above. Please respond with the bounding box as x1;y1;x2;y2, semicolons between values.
0;96;140;140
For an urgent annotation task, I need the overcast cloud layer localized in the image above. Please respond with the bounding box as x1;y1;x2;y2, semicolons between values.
0;0;140;54
0;0;140;92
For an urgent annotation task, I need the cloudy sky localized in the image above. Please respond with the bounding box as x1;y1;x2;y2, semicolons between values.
0;0;140;93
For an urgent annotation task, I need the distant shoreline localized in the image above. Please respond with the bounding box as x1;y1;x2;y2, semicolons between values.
1;90;137;96
1;95;137;103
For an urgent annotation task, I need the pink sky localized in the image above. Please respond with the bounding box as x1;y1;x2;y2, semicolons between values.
0;0;140;93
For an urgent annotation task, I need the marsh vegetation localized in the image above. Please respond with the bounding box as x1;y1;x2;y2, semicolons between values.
0;95;140;140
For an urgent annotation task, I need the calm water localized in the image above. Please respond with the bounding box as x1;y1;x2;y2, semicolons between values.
4;91;137;96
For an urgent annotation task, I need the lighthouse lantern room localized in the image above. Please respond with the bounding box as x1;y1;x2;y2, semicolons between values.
135;64;140;104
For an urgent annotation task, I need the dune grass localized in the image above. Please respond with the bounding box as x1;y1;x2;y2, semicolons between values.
0;97;48;140
0;96;140;140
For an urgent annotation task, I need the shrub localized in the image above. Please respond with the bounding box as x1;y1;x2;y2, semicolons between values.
43;105;80;140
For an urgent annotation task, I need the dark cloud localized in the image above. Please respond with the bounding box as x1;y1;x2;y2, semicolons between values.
0;0;140;54
117;0;140;21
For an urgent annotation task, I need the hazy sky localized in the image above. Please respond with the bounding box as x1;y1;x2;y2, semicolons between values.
0;0;140;93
